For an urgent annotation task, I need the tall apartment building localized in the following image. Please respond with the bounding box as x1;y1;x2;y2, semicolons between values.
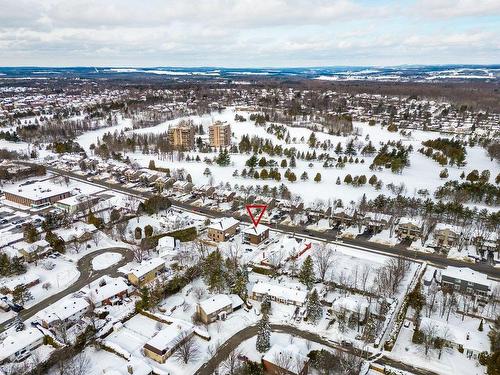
209;121;231;148
167;124;195;150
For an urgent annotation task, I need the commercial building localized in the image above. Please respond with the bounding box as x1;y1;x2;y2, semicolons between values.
167;124;195;150
3;182;71;209
209;121;231;147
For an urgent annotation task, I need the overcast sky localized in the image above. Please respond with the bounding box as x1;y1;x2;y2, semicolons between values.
0;0;499;67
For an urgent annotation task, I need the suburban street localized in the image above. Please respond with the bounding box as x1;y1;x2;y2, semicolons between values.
194;324;439;375
42;164;500;279
0;246;133;332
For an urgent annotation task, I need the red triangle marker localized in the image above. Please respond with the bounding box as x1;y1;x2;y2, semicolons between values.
246;204;267;227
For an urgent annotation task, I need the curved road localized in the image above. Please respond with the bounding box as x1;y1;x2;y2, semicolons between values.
195;324;438;375
0;247;133;332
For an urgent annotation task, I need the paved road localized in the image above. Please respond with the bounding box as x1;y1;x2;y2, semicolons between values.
42;164;500;279
194;324;438;375
0;247;133;332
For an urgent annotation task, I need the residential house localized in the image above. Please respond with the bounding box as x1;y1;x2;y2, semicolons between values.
0;328;45;364
395;217;423;241
37;297;90;329
87;276;130;307
330;207;357;228
363;212;393;233
212;189;236;203
197;294;243;324
243;225;270;245
440;267;491;298
251;282;307;307
13;239;51;262
157;235;180;258
172;180;193;194
262;344;309;375
207;217;239;242
332;296;369;321
420;317;488;359
143;322;194;364
192;185;215;198
127;258;166;287
433;223;461;249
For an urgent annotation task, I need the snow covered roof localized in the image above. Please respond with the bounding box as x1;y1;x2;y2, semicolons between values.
420;317;489;352
207;217;239;232
128;258;165;279
87;276;129;304
252;282;307;305
145;321;193;352
332;296;368;313
109;358;153;375
157;235;177;249
199;294;232;315
441;267;490;288
3;181;70;201
364;212;392;222
434;223;462;234
262;343;308;372
37;297;89;325
0;328;44;362
398;217;423;227
243;224;269;236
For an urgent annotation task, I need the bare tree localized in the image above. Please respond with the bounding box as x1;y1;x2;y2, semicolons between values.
173;332;200;364
272;350;295;375
421;321;438;356
91;231;102;247
360;264;371;292
132;244;147;263
221;349;244;375
193;286;205;302
313;244;335;282
69;237;84;254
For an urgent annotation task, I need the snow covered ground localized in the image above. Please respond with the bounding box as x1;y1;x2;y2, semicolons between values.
91;252;123;270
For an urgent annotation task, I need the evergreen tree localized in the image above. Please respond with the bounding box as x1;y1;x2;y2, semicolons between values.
335;142;343;155
336;177;341;185
314;173;321;183
23;223;39;243
261;294;271;315
144;225;153;237
280;159;287;168
246;154;258;168
287;172;297;182
290;155;296;168
12;284;32;305
306;289;323;324
308;132;317;148
344;174;353;184
137;287;150;310
256;313;271;353
479;319;484;332
202;250;226;293
0;254;10;276
216;149;231;166
301;171;309;181
232;269;248;300
299;255;315;289
369;175;378;185
11;257;26;275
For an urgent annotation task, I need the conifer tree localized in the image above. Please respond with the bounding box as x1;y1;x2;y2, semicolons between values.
299;255;315;289
306;289;323;324
256;312;271;353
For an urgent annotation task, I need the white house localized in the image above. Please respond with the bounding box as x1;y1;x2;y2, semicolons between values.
86;276;130;307
0;328;45;364
251;282;308;306
157;235;180;258
37;297;90;329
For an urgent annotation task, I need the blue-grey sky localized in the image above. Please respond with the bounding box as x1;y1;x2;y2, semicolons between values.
0;0;498;67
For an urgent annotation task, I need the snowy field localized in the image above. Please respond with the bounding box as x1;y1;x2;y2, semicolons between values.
83;108;498;206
